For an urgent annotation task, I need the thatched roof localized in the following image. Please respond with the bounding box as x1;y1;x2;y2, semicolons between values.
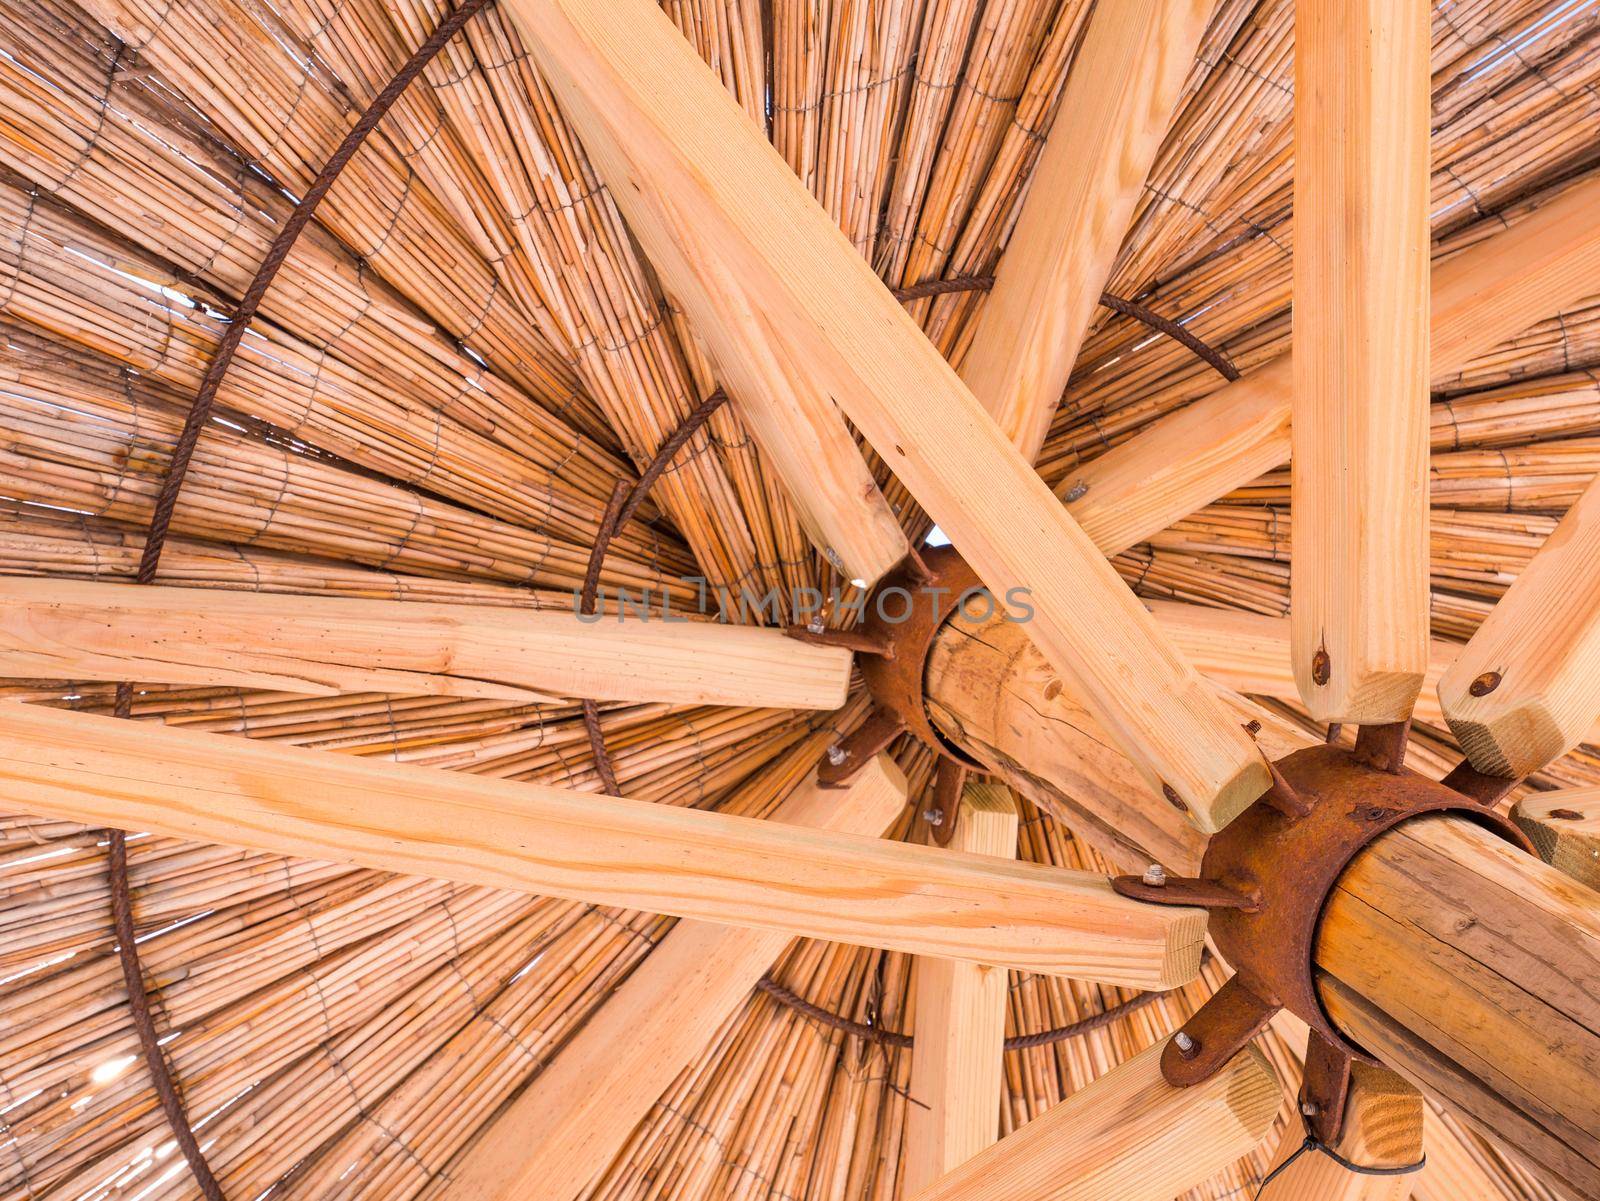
0;0;1596;1196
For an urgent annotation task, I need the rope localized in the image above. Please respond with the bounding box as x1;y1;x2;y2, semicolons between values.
577;389;730;790
101;3;494;1194
889;275;1241;381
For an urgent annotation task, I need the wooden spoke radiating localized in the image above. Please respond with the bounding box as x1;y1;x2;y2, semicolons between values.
1513;788;1600;890
1290;0;1431;724
439;754;910;1201
0;702;1204;986
1063;167;1600;562
1438;475;1600;779
1256;1064;1424;1201
0;579;852;709
502;0;1271;832
902;782;1019;1196
907;1039;1281;1201
958;0;1213;461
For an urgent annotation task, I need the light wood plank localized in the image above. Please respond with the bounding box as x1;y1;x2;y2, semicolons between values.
1513;787;1600;891
505;0;1270;832
1061;172;1600;559
0;578;851;709
438;754;909;1201
1148;600;1600;745
909;1039;1280;1201
1257;1063;1423;1201
959;0;1213;461
1291;0;1431;723
0;702;1205;986
903;782;1019;1196
1438;474;1600;778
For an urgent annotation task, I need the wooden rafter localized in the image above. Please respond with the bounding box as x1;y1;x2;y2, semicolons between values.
439;753;910;1201
907;1039;1281;1200
0;578;851;709
1290;0;1431;723
958;0;1213;461
902;782;1019;1195
0;702;1204;986
1513;788;1600;891
502;0;1270;832
1257;1064;1423;1201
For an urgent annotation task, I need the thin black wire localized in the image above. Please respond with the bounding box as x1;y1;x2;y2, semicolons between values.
1252;1115;1425;1197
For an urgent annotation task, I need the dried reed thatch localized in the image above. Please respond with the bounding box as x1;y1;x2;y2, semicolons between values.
0;0;1597;1197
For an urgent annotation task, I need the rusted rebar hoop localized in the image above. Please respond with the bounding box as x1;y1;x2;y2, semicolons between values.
100;3;495;1195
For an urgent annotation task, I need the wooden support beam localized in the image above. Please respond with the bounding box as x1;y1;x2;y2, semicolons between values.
0;702;1205;986
1438;474;1600;779
1151;599;1600;746
440;754;910;1201
1513;787;1600;891
1290;0;1430;724
958;0;1213;461
907;1038;1280;1201
1061;172;1600;558
0;578;852;710
902;782;1019;1196
1257;1064;1423;1201
1317;815;1600;1198
503;0;1271;832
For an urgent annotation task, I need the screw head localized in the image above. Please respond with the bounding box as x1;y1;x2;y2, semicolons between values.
1161;784;1189;813
1549;807;1585;821
922;807;945;826
826;743;848;766
1311;646;1332;686
1142;864;1167;887
1062;480;1089;502
1469;671;1502;697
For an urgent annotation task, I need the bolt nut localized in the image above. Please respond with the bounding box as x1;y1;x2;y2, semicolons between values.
806;616;826;635
1299;1100;1319;1118
922;807;945;826
1141;864;1167;887
1173;1031;1198;1059
825;743;848;766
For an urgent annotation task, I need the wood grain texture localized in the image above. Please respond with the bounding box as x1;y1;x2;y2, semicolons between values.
1062;172;1600;562
1258;1063;1423;1201
1318;815;1600;1198
1291;0;1430;723
959;0;1213;461
1513;787;1600;891
908;1038;1280;1201
438;755;909;1201
1439;474;1600;778
0;702;1205;986
902;782;1019;1196
503;0;1271;832
0;578;852;709
1150;600;1600;744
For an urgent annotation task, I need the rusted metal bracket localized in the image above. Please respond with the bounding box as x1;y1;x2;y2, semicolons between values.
1300;1031;1356;1146
921;760;967;845
817;707;905;788
1440;758;1522;807
783;625;895;657
1116;741;1534;1089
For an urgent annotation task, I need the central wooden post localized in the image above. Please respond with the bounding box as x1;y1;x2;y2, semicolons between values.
924;614;1600;1197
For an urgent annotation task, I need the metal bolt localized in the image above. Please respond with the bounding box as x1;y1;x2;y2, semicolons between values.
1550;808;1584;821
922;807;945;826
826;743;848;766
1062;479;1089;503
1300;1100;1319;1118
1173;1031;1198;1059
807;616;826;634
1311;646;1332;686
1142;864;1167;887
1469;670;1502;697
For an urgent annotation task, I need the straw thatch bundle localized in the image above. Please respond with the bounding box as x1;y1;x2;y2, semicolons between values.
1;0;1598;1197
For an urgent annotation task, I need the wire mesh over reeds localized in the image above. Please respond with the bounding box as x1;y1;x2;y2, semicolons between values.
1;0;1598;1198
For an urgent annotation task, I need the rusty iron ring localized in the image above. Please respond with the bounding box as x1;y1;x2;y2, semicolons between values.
1115;741;1532;1123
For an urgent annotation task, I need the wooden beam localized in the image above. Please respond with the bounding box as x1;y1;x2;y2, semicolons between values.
1317;815;1600;1197
0;578;851;710
907;1038;1280;1201
441;753;909;1201
902;782;1019;1196
959;0;1213;461
1061;172;1600;559
1438;474;1600;778
0;702;1205;986
1291;0;1430;724
505;0;1270;832
1257;1063;1423;1201
1513;787;1600;891
1150;599;1600;745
